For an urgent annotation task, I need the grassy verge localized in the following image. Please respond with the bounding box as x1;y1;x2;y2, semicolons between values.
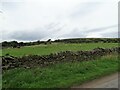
0;49;2;56
2;54;118;88
2;43;118;57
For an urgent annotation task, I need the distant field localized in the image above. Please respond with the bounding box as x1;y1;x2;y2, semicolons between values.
2;43;118;57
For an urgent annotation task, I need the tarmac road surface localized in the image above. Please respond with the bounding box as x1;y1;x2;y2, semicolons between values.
72;72;119;88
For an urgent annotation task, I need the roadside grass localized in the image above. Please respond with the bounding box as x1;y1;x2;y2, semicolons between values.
0;75;2;89
2;54;118;88
0;49;2;56
2;43;118;57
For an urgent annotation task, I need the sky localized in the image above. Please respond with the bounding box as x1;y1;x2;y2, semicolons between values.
0;0;119;42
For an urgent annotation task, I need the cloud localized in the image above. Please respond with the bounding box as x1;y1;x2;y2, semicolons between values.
10;31;45;41
59;28;86;39
85;25;117;33
86;33;103;38
2;22;66;41
70;2;102;19
1;0;118;42
102;32;118;38
84;25;118;38
57;25;118;39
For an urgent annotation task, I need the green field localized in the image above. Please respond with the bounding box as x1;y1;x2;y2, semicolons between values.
2;54;118;88
2;43;119;88
2;43;118;57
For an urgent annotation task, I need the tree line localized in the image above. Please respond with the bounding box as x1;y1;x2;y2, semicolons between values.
1;38;119;48
1;39;52;48
54;38;120;43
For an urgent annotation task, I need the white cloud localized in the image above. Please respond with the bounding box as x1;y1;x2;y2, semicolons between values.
1;0;119;42
86;33;103;38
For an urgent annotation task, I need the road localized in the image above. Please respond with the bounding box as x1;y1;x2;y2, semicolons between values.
72;72;119;88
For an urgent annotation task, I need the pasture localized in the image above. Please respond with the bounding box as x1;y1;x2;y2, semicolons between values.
2;43;118;57
2;42;119;88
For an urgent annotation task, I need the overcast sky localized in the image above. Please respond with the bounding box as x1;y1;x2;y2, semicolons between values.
0;0;119;42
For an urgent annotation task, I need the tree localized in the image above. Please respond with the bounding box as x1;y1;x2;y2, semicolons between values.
10;41;18;47
47;39;51;44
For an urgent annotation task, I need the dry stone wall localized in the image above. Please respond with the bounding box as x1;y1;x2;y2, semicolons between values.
2;47;120;70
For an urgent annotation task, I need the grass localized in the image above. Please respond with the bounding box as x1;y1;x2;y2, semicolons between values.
0;75;1;89
0;49;2;56
2;54;118;88
2;43;118;57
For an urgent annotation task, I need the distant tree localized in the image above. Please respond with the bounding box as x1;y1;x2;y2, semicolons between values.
47;39;51;44
47;39;51;42
2;41;8;47
44;39;52;45
37;40;40;44
19;42;24;46
10;41;18;47
44;42;47;45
